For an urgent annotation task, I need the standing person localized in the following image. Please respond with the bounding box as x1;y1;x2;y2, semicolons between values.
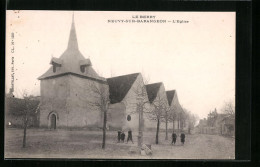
180;132;185;145
127;129;134;144
117;130;122;143
120;131;125;143
171;132;177;145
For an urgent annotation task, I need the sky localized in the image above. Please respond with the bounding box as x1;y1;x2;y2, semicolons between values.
6;11;235;119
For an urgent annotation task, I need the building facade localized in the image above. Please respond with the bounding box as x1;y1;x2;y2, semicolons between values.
38;16;184;130
38;16;107;129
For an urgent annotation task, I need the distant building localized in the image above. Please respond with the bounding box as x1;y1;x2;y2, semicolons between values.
197;114;235;136
218;114;235;136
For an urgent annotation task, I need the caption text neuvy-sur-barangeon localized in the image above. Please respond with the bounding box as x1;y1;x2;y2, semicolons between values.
108;15;189;24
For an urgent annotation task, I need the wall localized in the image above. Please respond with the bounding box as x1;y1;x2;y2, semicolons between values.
170;91;186;131
106;102;126;130
40;76;69;128
40;74;108;129
121;74;147;131
144;84;169;130
67;75;108;128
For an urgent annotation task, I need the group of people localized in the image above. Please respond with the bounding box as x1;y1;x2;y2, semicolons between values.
171;132;186;145
117;130;185;146
117;130;134;144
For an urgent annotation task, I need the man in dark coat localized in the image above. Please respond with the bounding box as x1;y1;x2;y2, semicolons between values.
127;130;134;144
120;131;125;143
117;130;122;143
171;132;177;145
180;132;185;145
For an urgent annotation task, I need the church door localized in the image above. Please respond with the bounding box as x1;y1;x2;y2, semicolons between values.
50;114;56;129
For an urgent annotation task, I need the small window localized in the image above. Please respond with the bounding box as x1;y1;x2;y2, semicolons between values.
52;63;61;73
80;65;86;73
127;115;131;121
53;66;56;73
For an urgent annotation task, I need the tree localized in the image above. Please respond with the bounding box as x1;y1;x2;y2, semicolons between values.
169;105;178;133
165;103;179;133
221;101;235;116
185;111;199;134
161;105;174;140
20;91;39;148
178;108;187;130
128;75;150;147
86;82;110;149
162;106;170;140
148;94;167;144
207;108;218;127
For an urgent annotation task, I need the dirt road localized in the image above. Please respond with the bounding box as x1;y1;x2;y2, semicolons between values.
5;128;235;159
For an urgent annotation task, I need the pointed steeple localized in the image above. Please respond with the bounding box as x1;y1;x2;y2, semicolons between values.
38;12;105;82
67;12;79;50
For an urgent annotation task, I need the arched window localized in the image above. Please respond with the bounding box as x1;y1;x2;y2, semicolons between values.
127;115;131;121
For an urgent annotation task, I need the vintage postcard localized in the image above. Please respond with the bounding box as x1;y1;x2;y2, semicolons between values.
5;11;235;159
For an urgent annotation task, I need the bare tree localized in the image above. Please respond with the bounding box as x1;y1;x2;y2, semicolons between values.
207;108;218;127
86;82;110;149
20;90;38;148
128;75;150;147
167;104;178;134
221;100;235;116
185;110;199;134
147;94;167;144
161;105;172;140
176;108;184;130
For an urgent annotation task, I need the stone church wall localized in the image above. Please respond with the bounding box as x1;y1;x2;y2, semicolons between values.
39;76;70;128
122;74;148;131
67;75;107;128
40;74;108;129
171;92;184;131
106;102;126;130
143;84;169;130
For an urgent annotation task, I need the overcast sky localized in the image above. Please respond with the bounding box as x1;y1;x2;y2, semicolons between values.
6;11;235;119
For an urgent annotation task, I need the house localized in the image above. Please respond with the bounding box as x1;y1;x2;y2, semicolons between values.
218;114;235;136
197;113;235;136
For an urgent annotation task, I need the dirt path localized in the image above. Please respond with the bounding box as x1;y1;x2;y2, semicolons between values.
5;128;234;159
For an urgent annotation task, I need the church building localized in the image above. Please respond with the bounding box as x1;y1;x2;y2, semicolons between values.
38;15;184;131
38;16;108;129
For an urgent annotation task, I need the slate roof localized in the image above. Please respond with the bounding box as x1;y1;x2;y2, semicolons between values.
145;82;162;103
166;90;176;106
38;15;105;82
107;73;140;104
